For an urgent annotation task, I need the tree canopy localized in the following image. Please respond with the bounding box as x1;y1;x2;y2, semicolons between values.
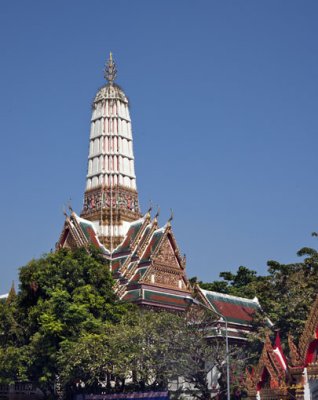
193;235;318;345
0;247;131;397
3;235;318;399
0;247;229;400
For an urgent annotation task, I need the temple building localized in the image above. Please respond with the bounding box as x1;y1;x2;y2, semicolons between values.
0;54;271;400
245;294;318;399
57;54;264;326
57;54;192;311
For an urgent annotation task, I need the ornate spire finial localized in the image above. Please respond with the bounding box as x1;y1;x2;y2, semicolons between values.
104;52;117;85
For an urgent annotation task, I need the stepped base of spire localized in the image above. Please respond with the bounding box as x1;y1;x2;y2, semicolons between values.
81;186;142;249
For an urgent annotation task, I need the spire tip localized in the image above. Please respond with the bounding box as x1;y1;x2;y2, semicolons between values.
104;52;117;84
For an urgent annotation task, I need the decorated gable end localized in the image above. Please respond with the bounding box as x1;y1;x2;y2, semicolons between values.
246;332;289;399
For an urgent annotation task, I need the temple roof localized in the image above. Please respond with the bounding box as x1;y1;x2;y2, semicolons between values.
57;210;191;311
197;287;261;326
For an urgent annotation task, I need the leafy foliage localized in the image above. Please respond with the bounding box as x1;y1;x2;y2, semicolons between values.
194;237;318;347
57;308;228;400
0;247;131;397
3;234;318;398
0;248;230;400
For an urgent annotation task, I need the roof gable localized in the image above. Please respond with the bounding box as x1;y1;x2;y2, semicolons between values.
153;233;181;269
139;233;189;291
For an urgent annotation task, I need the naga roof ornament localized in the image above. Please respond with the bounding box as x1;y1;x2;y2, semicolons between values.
104;52;117;84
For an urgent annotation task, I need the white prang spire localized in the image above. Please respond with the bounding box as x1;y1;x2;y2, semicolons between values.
86;53;136;192
81;53;140;249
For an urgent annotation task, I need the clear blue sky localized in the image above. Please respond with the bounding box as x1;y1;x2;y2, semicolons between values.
1;1;318;294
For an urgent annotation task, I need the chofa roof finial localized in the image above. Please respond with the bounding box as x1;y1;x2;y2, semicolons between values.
104;52;117;85
168;209;174;224
154;206;160;220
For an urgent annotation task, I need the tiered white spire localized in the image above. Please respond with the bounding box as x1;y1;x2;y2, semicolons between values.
81;53;140;249
86;53;137;192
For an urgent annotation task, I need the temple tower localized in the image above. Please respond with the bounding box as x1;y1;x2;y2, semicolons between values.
81;54;141;249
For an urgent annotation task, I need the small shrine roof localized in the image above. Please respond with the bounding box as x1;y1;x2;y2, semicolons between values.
198;287;261;326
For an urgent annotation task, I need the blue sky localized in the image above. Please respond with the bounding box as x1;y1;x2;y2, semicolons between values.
0;1;318;294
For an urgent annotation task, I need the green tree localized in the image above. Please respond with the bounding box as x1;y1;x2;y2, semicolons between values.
57;308;230;400
0;247;131;398
57;332;111;397
195;234;318;348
